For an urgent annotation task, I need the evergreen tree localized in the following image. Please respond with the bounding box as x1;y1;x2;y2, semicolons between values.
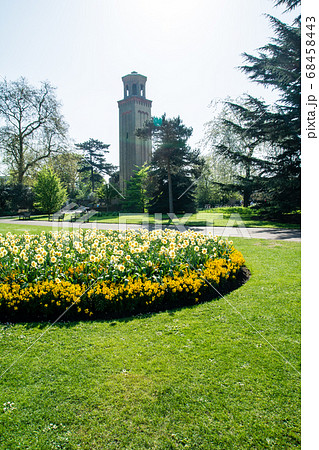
75;139;116;192
239;11;301;214
136;115;202;214
0;182;34;214
274;0;300;12
209;5;300;216
34;167;67;218
121;165;149;213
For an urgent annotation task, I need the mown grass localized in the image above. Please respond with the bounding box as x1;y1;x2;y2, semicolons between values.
0;223;72;235
0;235;301;449
89;208;300;228
4;207;301;229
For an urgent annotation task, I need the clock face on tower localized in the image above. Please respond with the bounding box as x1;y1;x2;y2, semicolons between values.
118;72;152;191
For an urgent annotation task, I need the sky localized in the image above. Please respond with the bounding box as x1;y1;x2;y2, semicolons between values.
0;0;300;170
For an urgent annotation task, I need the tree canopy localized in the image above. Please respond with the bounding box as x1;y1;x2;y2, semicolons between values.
0;77;68;185
205;6;300;216
274;0;300;12
136;115;202;214
121;165;149;213
75;139;116;192
240;13;301;214
34;167;67;217
204;97;269;207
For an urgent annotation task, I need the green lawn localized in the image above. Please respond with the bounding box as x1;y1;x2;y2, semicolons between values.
0;230;301;449
86;208;301;228
0;222;72;235
7;207;300;229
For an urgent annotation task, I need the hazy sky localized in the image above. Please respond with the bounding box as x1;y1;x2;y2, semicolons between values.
0;0;300;168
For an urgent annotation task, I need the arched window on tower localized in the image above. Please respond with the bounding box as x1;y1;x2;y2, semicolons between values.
126;85;129;97
140;84;144;97
132;84;137;95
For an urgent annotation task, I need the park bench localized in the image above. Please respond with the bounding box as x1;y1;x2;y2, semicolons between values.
18;210;31;220
80;213;91;223
69;207;88;222
70;212;91;223
52;212;65;222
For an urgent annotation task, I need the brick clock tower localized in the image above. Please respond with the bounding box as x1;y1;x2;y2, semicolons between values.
118;71;152;191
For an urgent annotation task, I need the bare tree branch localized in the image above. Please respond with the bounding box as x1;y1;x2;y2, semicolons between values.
0;77;69;184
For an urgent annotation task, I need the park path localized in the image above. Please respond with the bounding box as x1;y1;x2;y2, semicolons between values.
0;218;301;241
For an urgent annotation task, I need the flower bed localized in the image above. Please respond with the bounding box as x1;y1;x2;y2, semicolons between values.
0;229;247;322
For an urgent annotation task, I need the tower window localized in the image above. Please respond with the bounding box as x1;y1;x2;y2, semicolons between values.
132;84;137;95
126;85;129;97
140;84;144;96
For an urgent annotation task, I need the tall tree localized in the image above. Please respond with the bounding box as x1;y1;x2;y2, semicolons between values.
136;115;202;214
0;77;68;185
75;139;116;192
240;12;301;213
207;4;300;216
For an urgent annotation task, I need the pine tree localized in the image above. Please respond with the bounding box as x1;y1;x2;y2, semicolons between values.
75;139;116;192
274;0;300;12
239;13;301;214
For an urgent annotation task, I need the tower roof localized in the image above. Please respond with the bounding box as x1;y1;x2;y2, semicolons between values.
122;71;147;82
120;71;149;101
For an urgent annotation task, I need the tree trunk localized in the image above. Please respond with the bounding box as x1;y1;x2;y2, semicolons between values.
17;131;25;184
17;168;24;185
243;187;251;207
167;162;174;214
91;165;95;192
243;160;252;207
